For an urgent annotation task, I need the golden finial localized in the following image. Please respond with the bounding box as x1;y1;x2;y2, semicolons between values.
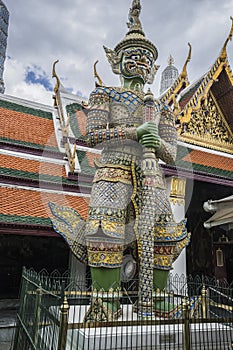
220;16;233;61
52;60;60;94
94;60;103;87
180;43;192;79
168;54;174;66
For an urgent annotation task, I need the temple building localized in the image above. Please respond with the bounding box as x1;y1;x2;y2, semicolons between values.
160;29;233;282
0;15;233;299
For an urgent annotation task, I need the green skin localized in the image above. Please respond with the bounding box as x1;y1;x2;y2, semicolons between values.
91;268;168;292
153;269;169;291
136;121;161;150
91;268;121;312
91;267;121;291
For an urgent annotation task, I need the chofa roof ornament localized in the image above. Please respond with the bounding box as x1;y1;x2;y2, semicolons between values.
103;0;158;82
220;16;233;61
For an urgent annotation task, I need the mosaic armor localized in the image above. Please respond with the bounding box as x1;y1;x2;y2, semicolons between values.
85;86;188;272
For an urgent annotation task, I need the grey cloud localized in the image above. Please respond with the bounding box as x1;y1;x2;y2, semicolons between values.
4;0;233;102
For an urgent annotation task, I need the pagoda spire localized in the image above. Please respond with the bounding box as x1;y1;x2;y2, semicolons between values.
160;55;179;94
168;54;174;66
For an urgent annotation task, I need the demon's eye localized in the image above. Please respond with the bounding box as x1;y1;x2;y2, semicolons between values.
130;54;141;61
146;57;152;66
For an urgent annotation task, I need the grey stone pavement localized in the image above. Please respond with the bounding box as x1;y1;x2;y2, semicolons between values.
0;342;12;350
0;300;18;350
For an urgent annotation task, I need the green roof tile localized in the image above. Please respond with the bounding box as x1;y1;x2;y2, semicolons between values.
0;137;60;152
0;213;52;226
66;103;86;140
0;167;79;185
77;150;96;175
175;153;233;179
0;99;53;119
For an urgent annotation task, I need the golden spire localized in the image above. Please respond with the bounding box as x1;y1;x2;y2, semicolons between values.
52;60;60;94
220;16;233;61
168;54;174;66
180;43;192;79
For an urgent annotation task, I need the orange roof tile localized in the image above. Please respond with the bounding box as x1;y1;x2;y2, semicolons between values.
0;107;57;147
182;150;233;171
85;151;101;168
75;110;86;136
0;187;89;220
0;154;67;177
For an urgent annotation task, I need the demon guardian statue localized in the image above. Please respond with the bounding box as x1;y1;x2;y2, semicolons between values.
49;0;189;321
84;0;189;320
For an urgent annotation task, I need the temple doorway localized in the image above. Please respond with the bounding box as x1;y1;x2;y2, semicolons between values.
0;235;69;298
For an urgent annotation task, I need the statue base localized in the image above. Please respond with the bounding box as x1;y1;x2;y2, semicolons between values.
133;293;180;319
154;300;179;318
133;300;155;319
64;304;232;349
83;298;122;322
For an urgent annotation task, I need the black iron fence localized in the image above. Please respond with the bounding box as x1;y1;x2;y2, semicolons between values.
13;268;233;349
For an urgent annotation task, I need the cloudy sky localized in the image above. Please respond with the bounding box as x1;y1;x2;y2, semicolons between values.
3;0;233;106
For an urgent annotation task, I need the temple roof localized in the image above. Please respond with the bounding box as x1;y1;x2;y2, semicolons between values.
177;60;233;154
0;98;58;152
66;103;86;141
178;58;233;125
162;19;233;155
0;152;74;185
0;94;92;235
211;69;233;131
178;75;205;110
174;145;233;184
0;186;89;230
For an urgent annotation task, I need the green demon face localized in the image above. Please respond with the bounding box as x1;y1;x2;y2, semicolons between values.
120;47;154;83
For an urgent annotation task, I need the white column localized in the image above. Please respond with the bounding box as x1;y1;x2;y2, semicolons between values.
166;176;187;277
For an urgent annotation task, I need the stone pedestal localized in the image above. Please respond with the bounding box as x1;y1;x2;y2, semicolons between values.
65;305;232;350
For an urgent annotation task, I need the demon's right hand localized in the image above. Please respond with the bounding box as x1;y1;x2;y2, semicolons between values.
136;122;161;150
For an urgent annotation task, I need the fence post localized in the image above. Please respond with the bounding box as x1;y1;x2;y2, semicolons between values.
201;285;207;318
13;271;28;350
33;284;43;346
57;296;70;350
182;297;191;350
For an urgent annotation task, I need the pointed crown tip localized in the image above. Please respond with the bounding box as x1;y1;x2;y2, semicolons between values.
127;0;143;34
114;0;158;59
